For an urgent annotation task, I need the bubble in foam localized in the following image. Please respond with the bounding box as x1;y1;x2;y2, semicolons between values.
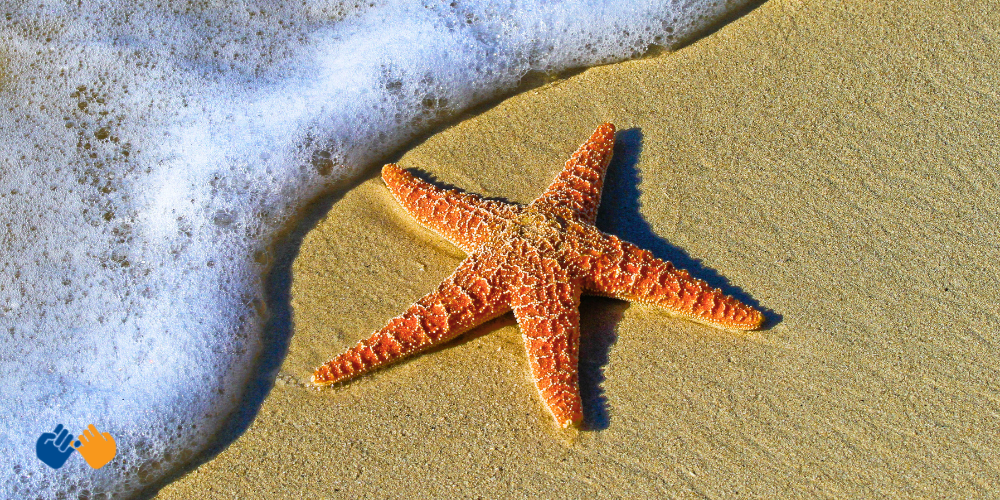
0;0;751;496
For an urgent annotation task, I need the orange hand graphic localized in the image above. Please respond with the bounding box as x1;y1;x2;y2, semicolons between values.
72;424;117;469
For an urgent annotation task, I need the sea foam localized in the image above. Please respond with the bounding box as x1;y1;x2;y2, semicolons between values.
0;0;751;496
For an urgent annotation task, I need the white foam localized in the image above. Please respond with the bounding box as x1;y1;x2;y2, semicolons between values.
0;0;751;496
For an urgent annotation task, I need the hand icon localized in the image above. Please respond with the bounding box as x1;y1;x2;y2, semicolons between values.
72;424;117;470
35;424;76;469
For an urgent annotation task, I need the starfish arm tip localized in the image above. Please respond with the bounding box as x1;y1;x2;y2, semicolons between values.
381;163;403;181
560;417;582;429
726;305;766;331
699;305;766;331
310;369;335;386
721;310;766;331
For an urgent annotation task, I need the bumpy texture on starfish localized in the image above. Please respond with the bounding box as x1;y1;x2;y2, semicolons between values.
313;123;764;428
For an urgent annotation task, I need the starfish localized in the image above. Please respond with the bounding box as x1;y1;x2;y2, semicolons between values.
312;123;764;428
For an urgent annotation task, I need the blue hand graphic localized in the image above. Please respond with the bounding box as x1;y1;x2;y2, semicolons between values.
36;424;76;469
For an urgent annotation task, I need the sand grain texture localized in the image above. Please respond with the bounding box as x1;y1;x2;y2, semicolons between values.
159;0;1000;497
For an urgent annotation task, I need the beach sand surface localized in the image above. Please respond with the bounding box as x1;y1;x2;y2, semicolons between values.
158;0;1000;497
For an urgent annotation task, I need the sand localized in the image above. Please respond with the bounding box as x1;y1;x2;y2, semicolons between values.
157;0;1000;497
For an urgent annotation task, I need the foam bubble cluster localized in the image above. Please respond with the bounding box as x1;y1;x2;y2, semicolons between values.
0;0;750;496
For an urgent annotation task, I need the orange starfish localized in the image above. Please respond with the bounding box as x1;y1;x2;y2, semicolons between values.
312;123;764;428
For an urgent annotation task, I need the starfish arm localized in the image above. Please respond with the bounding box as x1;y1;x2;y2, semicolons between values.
382;164;520;253
529;123;616;223
582;234;764;330
312;251;510;386
510;256;584;428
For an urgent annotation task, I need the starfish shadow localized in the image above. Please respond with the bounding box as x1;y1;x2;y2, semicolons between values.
596;127;777;322
573;128;779;430
578;296;626;430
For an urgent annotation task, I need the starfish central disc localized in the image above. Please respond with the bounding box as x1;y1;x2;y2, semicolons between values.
312;123;764;428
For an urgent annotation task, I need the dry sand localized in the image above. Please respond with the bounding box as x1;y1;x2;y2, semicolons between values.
158;0;1000;497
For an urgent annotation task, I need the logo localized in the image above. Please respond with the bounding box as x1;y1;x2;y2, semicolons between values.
36;424;117;470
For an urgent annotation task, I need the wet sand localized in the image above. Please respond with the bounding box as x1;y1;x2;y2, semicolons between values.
158;0;1000;497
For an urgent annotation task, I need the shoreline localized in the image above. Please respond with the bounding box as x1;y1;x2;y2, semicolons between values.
159;0;1000;497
